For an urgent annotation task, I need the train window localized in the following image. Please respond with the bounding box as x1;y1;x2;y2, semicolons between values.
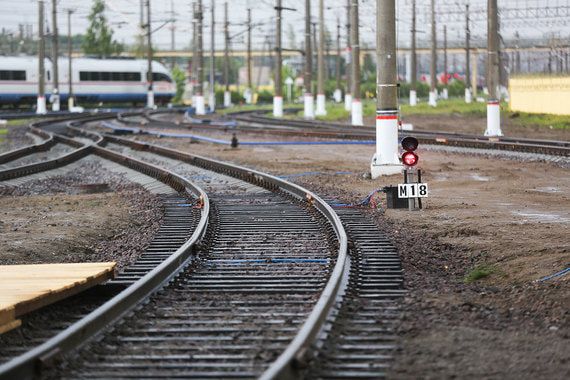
80;71;142;82
0;70;26;81
152;73;173;83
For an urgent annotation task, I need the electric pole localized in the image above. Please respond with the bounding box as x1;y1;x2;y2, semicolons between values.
485;0;502;136
350;0;362;125
196;0;205;114
37;0;46;114
67;9;74;110
443;25;448;99
51;0;60;111
465;3;472;103
274;0;283;117
334;18;342;103
223;2;230;107
303;0;314;119
246;8;252;104
316;0;326;116
410;0;417;106
170;0;176;68
371;0;401;178
191;2;198;106
209;0;215;111
429;0;437;107
344;0;351;111
145;0;154;108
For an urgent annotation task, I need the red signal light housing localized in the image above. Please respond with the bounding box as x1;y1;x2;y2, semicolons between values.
401;136;419;167
402;151;419;166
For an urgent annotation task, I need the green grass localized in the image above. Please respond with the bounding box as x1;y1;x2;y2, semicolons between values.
509;111;570;130
0;128;7;136
400;98;488;117
464;264;496;283
6;118;33;127
217;104;275;115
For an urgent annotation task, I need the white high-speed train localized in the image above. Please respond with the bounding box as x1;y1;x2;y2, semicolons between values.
0;57;176;106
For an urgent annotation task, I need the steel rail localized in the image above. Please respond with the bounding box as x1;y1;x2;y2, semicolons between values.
0;132;210;380
0;129;56;165
102;133;350;379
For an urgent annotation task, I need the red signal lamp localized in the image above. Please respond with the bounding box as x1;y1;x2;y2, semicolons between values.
402;151;419;166
401;136;419;167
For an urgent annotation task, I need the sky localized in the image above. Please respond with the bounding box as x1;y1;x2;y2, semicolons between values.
0;0;568;52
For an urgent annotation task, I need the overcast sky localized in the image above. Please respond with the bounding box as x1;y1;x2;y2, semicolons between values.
0;0;568;51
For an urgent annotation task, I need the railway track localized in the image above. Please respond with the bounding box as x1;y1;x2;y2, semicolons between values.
96;108;570;158
0;113;406;379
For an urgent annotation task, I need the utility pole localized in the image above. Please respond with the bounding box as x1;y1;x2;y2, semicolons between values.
170;0;176;68
334;18;342;103
442;25;448;99
51;0;60;111
465;3;472;103
429;0;437;107
195;0;205;114
316;0;326;116
303;0;314;119
485;0;502;136
145;0;154;108
37;0;46;114
371;0;401;178
344;0;351;111
67;9;75;110
246;8;253;104
191;2;198;106
223;2;231;107
410;0;417;106
274;0;283;117
350;0;362;125
209;0;215;111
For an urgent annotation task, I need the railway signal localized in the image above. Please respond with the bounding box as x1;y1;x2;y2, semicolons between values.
401;136;419;167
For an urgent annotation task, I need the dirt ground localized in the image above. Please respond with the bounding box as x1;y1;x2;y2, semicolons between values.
143;132;569;379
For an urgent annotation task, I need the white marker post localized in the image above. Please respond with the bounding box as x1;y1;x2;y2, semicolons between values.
465;88;472;103
351;99;363;126
273;96;283;118
195;95;205;115
344;93;352;111
485;100;502;136
316;94;327;116
409;90;417;106
304;93;315;119
224;91;231;107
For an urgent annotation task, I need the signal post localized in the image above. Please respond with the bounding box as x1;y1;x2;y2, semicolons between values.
371;0;401;178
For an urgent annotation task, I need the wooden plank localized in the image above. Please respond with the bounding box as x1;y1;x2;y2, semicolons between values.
0;319;21;335
0;262;116;334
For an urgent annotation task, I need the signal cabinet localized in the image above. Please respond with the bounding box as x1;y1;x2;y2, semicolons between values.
385;186;409;209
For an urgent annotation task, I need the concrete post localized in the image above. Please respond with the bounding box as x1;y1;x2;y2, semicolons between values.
303;0;314;119
316;0;327;116
429;0;437;107
274;0;283;117
37;0;47;114
485;0;503;136
410;0;417;106
350;0;362;125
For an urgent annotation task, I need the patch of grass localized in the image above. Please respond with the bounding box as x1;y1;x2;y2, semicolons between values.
6;118;33;127
464;264;496;283
0;129;7;136
510;111;570;130
400;98;488;117
216;104;274;115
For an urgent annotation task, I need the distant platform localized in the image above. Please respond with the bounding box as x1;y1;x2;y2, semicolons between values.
0;262;116;334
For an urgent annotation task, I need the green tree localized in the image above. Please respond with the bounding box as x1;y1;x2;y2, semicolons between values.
82;0;123;57
171;65;186;104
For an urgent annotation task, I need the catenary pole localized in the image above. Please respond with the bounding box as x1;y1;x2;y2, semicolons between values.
51;0;60;111
316;0;326;115
37;0;47;114
67;9;74;109
209;0;215;111
246;8;252;104
273;0;283;117
344;0;352;111
145;0;154;108
334;18;342;103
223;2;231;107
195;0;205;114
303;0;314;119
410;0;417;106
371;0;402;178
465;3;472;102
429;0;437;107
350;0;362;125
485;0;502;136
443;25;448;99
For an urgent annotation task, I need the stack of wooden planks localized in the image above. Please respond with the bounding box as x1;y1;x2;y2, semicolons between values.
0;262;116;334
